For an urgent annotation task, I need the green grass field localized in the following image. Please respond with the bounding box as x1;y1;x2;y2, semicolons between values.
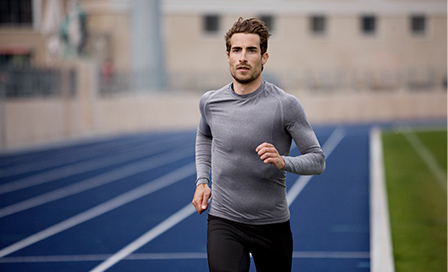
382;128;447;272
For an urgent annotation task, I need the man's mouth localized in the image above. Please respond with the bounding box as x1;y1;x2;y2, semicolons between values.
237;66;250;71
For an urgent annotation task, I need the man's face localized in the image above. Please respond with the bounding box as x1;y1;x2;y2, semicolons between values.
227;33;268;85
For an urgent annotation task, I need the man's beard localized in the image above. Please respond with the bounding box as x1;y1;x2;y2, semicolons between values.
230;66;262;85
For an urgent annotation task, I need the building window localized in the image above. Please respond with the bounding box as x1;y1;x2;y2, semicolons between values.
411;15;426;35
259;15;274;32
310;15;327;35
0;0;33;26
361;15;376;35
203;15;220;34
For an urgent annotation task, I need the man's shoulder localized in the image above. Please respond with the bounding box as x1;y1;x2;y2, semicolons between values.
263;81;300;104
200;83;232;103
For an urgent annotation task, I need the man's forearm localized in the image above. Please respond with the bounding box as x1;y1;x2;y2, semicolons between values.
283;151;325;175
195;130;212;186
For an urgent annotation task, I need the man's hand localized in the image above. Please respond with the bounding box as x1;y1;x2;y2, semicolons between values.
192;183;211;214
256;142;285;169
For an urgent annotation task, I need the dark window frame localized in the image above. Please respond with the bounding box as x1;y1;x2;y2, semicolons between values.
203;14;220;34
258;15;274;32
411;15;426;35
361;15;376;35
0;0;33;26
310;15;327;35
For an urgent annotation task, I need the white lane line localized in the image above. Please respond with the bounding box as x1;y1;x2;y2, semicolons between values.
0;251;370;263
370;127;395;272
0;139;186;194
89;203;197;272
0;137;147;178
401;129;447;189
0;147;193;218
293;251;370;259
287;126;346;206
0;135;187;179
0;137;186;194
0;163;196;259
0;254;112;263
125;252;207;260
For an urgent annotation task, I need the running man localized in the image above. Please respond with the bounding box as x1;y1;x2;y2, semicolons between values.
192;17;325;272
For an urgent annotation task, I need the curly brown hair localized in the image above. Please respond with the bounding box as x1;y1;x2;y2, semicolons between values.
225;17;271;55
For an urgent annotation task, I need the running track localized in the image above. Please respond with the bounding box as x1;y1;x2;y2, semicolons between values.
0;125;373;271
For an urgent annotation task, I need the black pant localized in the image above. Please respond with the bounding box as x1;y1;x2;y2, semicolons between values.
207;215;293;272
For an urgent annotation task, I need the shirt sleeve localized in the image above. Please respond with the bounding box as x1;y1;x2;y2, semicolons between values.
195;130;212;186
195;92;213;186
281;95;326;175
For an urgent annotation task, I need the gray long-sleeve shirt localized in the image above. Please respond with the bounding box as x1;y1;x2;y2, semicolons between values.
195;81;325;225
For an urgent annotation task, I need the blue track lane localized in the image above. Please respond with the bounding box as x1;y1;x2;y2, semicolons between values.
0;126;372;271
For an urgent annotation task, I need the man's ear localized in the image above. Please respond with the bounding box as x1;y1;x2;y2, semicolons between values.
226;51;230;63
262;52;269;65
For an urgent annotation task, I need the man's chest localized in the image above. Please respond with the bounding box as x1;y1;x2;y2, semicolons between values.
207;99;283;153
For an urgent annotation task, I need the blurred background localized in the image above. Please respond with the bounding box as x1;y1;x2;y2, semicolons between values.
0;0;446;150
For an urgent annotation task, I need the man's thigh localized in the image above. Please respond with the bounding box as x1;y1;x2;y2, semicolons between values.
250;221;293;272
207;215;251;272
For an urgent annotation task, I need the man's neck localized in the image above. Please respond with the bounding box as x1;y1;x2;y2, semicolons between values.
232;77;262;96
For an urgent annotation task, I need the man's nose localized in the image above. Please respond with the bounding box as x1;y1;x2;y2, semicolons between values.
239;50;248;62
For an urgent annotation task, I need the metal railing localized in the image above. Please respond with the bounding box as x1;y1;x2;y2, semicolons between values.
96;68;446;95
0;66;77;99
0;66;444;99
